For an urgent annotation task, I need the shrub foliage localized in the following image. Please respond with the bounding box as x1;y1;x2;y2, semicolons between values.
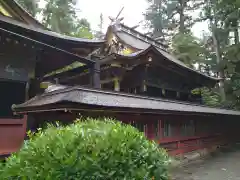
1;118;169;180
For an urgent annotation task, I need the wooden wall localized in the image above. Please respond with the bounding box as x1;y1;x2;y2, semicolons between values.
0;54;35;82
25;111;232;156
0;116;27;156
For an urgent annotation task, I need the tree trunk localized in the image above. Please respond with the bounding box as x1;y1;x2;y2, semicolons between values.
179;0;185;33
153;0;164;38
210;4;226;101
233;20;239;44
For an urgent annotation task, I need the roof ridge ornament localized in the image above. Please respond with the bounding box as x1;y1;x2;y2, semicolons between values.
109;7;124;26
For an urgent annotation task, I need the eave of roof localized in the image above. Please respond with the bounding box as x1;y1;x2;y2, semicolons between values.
0;0;45;28
10;0;45;28
0;26;95;76
107;23;220;82
101;45;220;82
8;0;105;46
0;13;105;45
13;86;240;116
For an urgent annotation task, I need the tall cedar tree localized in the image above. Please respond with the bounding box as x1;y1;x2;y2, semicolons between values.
144;0;226;107
42;0;78;34
145;0;206;67
42;0;93;38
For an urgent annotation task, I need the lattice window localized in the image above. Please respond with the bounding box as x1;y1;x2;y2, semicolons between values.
154;120;161;138
130;120;146;133
163;120;172;137
180;120;196;136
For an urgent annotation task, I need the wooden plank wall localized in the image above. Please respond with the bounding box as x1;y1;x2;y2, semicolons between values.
9;111;232;157
0;115;27;156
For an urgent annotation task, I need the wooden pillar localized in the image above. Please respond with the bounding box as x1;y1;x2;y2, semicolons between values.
176;120;181;137
158;119;162;139
148;123;155;140
177;91;180;99
141;64;148;94
143;80;147;91
90;56;100;89
114;77;120;91
25;80;30;101
162;89;166;96
54;78;59;84
146;116;155;140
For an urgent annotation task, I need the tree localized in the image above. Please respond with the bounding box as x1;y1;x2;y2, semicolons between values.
144;0;240;109
144;0;169;40
171;32;207;68
72;19;94;39
16;0;40;17
94;13;105;39
217;0;240;108
199;0;240;102
144;0;205;39
42;0;93;38
42;0;77;34
144;0;207;67
206;0;226;100
192;87;222;107
144;0;227;106
195;0;240;105
1;119;170;179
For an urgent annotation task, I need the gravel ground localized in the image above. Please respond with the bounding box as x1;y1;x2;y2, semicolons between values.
171;150;240;180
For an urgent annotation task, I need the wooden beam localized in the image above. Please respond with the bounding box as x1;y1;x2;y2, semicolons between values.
90;57;100;89
100;78;115;84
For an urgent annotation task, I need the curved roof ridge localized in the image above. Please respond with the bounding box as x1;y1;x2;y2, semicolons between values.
108;28;220;81
104;46;219;81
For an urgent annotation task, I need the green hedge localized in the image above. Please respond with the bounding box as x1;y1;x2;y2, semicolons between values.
1;118;169;180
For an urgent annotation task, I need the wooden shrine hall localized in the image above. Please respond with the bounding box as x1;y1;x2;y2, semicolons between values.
1;0;240;157
13;85;240;155
43;23;219;103
13;21;240;156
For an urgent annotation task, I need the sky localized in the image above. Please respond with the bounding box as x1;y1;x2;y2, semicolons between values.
75;0;148;32
39;0;209;38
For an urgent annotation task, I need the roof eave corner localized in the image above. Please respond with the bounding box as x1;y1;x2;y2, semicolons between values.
12;0;46;29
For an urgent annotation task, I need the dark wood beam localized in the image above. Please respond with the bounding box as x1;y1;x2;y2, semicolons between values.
90;56;100;89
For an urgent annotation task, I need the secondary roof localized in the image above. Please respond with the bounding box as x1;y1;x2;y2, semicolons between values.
13;85;240;116
104;23;220;84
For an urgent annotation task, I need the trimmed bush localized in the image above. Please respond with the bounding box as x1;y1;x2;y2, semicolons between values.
1;118;169;180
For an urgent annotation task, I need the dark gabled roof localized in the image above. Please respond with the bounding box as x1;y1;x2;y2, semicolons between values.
3;1;104;46
101;45;219;84
0;24;95;76
110;23;168;50
13;85;240;116
1;0;44;28
0;15;104;47
106;23;219;83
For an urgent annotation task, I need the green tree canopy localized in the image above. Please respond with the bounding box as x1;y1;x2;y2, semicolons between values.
1;119;170;179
